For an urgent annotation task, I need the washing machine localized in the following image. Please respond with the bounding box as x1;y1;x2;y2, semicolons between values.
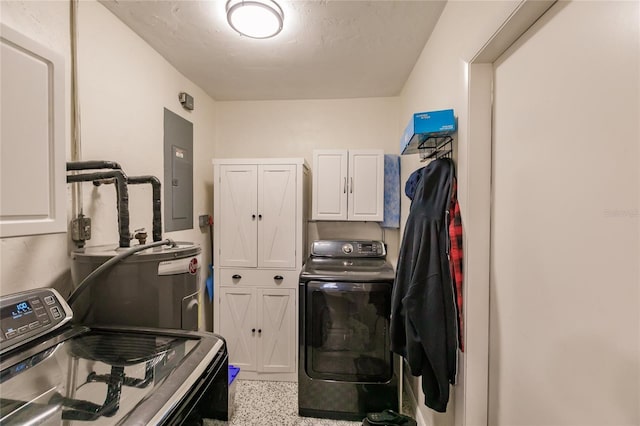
298;240;399;421
0;287;229;425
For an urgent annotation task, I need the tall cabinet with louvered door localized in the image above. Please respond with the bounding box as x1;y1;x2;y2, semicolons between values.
213;158;309;382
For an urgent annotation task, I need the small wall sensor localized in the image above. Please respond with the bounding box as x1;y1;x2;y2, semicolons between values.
179;92;194;111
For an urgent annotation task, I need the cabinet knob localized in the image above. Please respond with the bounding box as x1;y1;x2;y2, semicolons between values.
274;275;284;281
252;214;256;219
258;329;262;334
258;214;262;219
252;328;256;333
232;274;242;279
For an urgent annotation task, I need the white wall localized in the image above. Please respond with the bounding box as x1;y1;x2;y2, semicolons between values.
396;1;521;425
77;1;216;250
0;1;218;331
214;97;401;260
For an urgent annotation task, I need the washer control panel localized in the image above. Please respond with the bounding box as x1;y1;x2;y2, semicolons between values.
0;288;72;354
311;240;386;258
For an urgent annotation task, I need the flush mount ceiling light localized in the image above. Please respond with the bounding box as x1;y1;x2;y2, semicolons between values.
226;0;284;39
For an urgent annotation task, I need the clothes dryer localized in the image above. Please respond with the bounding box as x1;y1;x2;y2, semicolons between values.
298;240;398;421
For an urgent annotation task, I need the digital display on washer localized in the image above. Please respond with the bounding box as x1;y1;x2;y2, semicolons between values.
2;301;34;320
360;243;374;252
1;301;35;332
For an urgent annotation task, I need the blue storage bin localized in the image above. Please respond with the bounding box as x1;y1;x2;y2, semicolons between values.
228;365;240;418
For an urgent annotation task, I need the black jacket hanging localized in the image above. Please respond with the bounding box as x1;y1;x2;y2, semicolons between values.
390;158;458;413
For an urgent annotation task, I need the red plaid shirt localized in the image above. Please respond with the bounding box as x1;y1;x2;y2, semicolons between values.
448;179;464;351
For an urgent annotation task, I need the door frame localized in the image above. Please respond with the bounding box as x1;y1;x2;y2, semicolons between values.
462;2;556;425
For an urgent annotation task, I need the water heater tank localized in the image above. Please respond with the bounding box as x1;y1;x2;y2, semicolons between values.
70;242;201;330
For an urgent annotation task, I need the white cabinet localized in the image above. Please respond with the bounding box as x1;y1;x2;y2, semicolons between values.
217;164;296;268
219;287;296;374
213;158;309;382
312;149;384;221
0;24;66;237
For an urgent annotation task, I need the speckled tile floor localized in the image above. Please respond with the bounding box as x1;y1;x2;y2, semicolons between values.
205;379;414;426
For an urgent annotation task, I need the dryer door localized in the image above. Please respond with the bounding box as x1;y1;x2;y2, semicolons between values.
304;281;392;382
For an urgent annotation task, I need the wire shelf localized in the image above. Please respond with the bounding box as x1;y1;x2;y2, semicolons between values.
417;135;453;161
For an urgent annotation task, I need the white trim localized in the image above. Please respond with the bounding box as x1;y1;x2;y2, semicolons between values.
462;1;556;425
462;63;493;426
403;374;429;426
472;1;556;63
212;157;307;166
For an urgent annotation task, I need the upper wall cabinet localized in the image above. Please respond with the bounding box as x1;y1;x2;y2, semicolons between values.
312;149;384;221
0;24;66;237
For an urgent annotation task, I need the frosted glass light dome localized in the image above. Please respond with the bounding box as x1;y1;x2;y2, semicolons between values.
226;0;284;39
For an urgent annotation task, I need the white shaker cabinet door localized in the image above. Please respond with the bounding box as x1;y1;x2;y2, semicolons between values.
219;287;257;372
347;150;384;221
258;165;297;268
219;165;258;267
1;24;66;237
312;150;348;220
258;288;296;373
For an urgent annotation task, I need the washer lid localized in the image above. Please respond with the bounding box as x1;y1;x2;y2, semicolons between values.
0;326;224;425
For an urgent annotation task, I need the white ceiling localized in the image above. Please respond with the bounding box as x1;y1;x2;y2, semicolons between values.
99;0;446;101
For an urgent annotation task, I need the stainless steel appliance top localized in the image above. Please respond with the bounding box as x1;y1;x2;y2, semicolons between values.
0;288;226;425
301;240;395;282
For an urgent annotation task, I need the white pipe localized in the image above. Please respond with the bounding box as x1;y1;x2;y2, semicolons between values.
70;0;83;217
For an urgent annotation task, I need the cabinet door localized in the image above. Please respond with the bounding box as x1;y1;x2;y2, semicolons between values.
258;288;296;373
1;25;66;237
312;150;348;220
219;165;258;267
258;165;297;268
348;150;384;221
219;287;257;372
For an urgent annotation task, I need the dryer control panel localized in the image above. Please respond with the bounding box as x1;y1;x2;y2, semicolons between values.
0;288;72;354
310;240;386;258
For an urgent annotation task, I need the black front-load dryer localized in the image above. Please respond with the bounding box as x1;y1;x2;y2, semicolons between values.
298;240;399;421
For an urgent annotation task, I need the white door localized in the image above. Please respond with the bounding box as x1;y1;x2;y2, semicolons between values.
489;2;639;425
258;165;296;268
219;165;258;267
219;287;257;372
312;150;348;220
348;150;384;221
258;288;295;373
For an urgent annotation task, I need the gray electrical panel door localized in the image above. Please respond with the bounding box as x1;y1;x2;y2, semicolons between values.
164;108;193;232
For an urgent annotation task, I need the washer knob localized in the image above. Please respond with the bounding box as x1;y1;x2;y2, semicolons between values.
342;243;353;254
